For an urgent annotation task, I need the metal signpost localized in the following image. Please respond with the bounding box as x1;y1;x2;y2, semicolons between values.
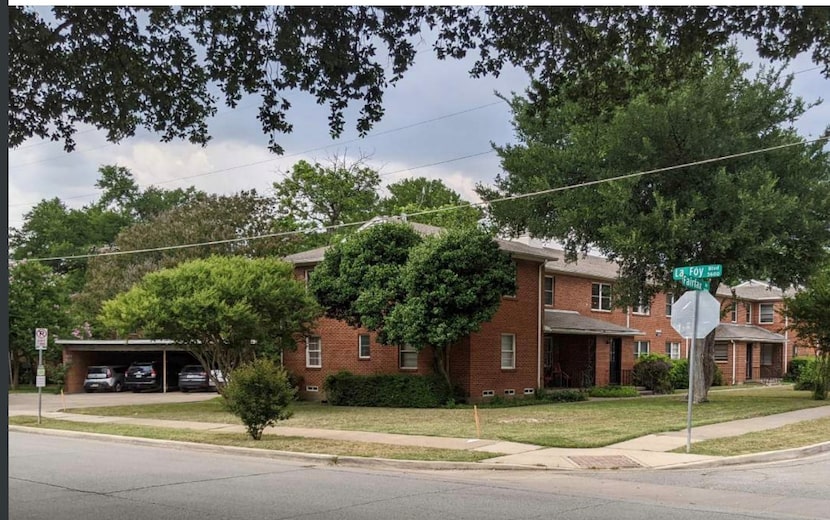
35;328;48;424
670;265;722;453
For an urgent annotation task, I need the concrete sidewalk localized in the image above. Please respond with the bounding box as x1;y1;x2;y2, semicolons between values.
21;404;830;470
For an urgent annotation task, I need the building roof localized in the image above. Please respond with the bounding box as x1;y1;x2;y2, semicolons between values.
282;217;559;266
714;324;787;343
544;309;643;337
543;250;620;281
715;280;797;301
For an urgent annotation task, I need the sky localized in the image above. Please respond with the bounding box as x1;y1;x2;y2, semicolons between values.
7;24;830;233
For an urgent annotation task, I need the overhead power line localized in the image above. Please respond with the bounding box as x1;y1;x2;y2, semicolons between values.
23;135;828;264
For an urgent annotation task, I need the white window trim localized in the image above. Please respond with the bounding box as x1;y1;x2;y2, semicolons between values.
632;302;650;316
759;303;775;324
399;345;418;370
666;342;681;360
745;303;752;324
730;301;738;323
358;334;371;359
306;336;321;368
665;292;674;317
543;276;554;306
591;282;612;312
634;341;650;358
501;334;516;369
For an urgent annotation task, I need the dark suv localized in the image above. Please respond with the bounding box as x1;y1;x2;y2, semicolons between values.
125;361;179;392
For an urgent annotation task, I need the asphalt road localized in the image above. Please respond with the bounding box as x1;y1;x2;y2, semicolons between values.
10;431;830;520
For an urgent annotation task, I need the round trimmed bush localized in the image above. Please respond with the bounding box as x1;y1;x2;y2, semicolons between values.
224;358;296;440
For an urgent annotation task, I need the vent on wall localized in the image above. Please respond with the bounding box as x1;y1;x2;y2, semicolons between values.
482;390;495;397
504;389;515;396
523;388;535;395
306;386;319;392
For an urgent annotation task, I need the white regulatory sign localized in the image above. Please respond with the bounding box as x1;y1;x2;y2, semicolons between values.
35;328;48;350
36;375;47;388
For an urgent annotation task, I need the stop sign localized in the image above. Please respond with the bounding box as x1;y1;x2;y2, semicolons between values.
671;290;721;339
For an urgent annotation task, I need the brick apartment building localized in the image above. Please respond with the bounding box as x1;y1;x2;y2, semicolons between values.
281;220;807;402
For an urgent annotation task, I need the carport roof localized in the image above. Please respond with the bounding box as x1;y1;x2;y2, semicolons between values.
715;324;786;343
544;309;643;337
56;339;187;351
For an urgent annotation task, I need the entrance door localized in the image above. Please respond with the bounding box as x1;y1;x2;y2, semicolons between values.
746;343;754;380
609;338;622;385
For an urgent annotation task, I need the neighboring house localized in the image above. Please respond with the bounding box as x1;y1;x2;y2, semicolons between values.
283;220;806;402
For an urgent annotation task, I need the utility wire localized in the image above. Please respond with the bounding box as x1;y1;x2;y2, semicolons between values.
23;135;828;263
8;101;506;208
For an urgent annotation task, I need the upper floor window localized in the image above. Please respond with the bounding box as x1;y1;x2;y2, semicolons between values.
632;296;650;315
745;302;752;323
358;334;371;359
591;283;612;311
306;336;321;368
634;341;650;358
500;334;516;369
665;292;675;317
730;301;738;323
759;303;775;324
543;276;554;306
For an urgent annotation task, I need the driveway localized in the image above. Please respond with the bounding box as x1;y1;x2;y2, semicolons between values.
8;390;219;416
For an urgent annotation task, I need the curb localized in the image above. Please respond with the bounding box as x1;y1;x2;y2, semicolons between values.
8;426;547;472
658;441;830;470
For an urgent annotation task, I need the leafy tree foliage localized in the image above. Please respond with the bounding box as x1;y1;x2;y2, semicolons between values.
8;261;71;388
10;6;830;152
99;255;321;393
224;358;296;439
273;156;381;231
479;51;830;402
308;223;422;344
784;266;830;400
77;190;304;326
381;177;482;229
385;228;517;387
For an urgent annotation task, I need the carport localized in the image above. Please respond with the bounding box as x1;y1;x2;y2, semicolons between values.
57;339;199;393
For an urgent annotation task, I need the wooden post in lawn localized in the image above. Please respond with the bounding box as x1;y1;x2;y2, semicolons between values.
473;405;481;439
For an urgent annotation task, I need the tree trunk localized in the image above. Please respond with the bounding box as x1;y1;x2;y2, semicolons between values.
692;329;717;403
10;351;20;390
432;346;452;390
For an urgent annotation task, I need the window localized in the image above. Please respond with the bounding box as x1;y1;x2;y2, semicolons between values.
358;334;371;359
543;276;554;306
632;296;650;315
591;283;612;311
501;334;516;369
714;343;729;362
306;337;321;368
730;301;738;322
665;292;674;316
634;341;650;358
761;344;774;365
666;342;681;360
399;345;418;369
745;303;752;323
759;303;775;324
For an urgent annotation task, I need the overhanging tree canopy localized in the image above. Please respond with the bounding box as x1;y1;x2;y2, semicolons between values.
10;6;830;152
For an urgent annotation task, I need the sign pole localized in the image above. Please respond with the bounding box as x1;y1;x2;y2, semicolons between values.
686;290;700;453
35;328;48;424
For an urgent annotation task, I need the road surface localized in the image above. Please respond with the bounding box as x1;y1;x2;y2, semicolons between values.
10;431;830;519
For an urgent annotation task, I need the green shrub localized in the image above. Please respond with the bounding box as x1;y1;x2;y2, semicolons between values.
794;356;830;399
711;364;724;387
632;354;673;394
786;357;813;383
588;385;640;398
47;362;71;394
669;358;689;389
224;358;296;440
541;389;588;403
323;371;452;408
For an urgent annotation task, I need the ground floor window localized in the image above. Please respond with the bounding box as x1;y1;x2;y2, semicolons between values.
501;334;516;369
666;342;681;360
714;343;729;362
358;334;371;359
306;337;321;368
634;341;650;358
399;345;418;369
761;344;774;365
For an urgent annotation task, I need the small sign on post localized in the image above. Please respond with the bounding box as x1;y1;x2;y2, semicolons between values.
35;328;48;350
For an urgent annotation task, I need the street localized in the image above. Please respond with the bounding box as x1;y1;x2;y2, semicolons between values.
10;431;830;520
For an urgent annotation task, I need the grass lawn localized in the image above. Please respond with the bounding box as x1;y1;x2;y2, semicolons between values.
8;416;496;462
65;386;829;448
8;385;62;394
675;416;830;456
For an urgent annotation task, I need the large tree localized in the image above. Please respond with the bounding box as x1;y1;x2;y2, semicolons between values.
784;266;830;400
99;255;321;393
9;7;830;152
479;51;830;402
381;177;483;229
8;261;71;388
384;228;517;387
76;190;303;325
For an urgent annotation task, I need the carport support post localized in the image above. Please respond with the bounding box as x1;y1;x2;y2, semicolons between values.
686;290;700;454
163;348;167;393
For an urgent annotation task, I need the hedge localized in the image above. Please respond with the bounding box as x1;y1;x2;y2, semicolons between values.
323;371;452;407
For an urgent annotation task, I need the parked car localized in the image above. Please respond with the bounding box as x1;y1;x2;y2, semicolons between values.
178;364;225;392
124;361;179;392
83;365;127;393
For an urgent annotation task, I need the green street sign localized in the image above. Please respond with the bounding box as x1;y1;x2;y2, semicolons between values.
680;277;710;291
672;264;722;281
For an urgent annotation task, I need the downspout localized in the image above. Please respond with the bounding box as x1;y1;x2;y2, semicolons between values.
538;263;543;389
784;315;789;373
731;340;736;385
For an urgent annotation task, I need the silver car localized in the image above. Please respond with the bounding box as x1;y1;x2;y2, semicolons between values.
83;365;127;392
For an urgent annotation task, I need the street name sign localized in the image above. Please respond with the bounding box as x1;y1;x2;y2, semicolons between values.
672;264;722;281
680;277;710;291
670;290;721;339
35;328;48;350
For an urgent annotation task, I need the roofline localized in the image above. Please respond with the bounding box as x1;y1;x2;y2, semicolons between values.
55;339;176;345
